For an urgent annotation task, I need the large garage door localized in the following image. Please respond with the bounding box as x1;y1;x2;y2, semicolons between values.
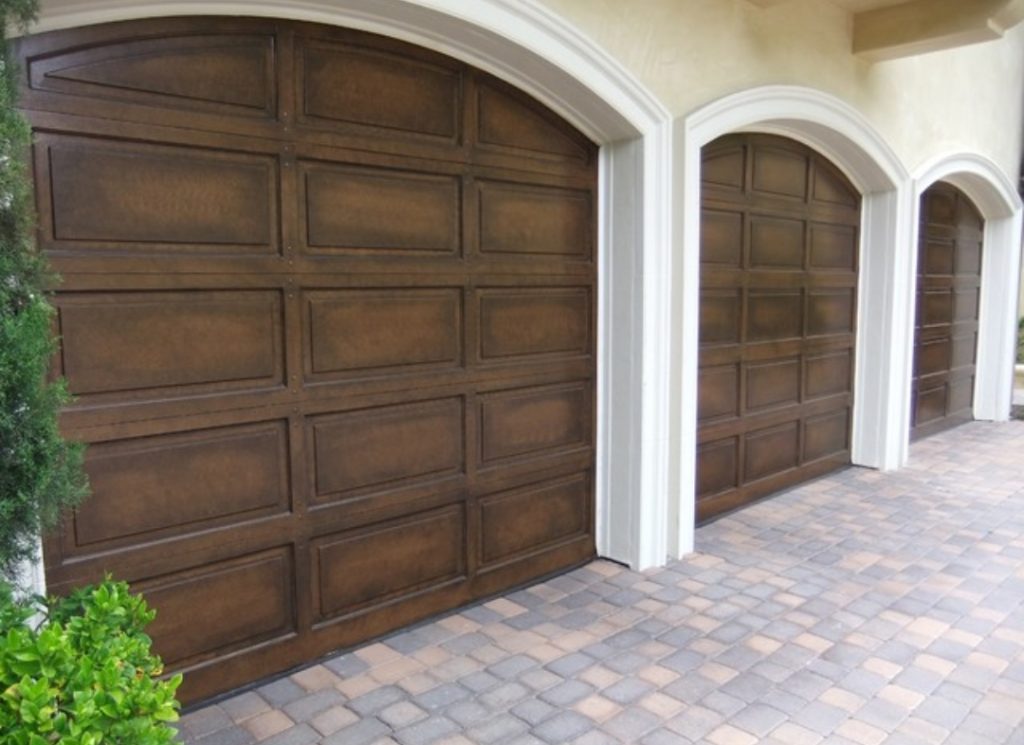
697;134;860;523
911;182;983;440
16;18;597;703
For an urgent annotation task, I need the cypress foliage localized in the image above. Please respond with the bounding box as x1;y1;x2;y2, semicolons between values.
0;0;89;584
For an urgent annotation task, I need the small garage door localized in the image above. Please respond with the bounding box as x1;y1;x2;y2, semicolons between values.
697;134;861;523
911;182;983;440
16;18;597;703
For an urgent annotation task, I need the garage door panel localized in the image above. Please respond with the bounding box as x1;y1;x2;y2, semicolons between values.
141;548;296;668
304;288;462;381
751;145;808;200
747;292;803;341
696;437;739;499
476;79;591;163
311;505;466;623
698;134;859;522
809;223;857;270
701;209;744;267
42;136;277;253
297;39;461;142
477;287;591;361
700;290;741;345
749;215;805;268
309;398;465;503
956;239;982;274
301;162;461;254
56;290;284;401
478;472;590;568
744;421;800;482
477;181;593;259
922;239;955;275
807;289;855;336
478;382;590;466
698;364;740;422
24;17;597;704
805;351;852;400
25;29;276;118
746;358;801;412
803;409;850;462
70;421;290;554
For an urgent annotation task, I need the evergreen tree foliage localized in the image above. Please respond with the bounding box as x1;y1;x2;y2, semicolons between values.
0;0;89;584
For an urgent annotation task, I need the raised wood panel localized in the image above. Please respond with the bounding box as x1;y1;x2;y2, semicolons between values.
701;209;743;266
313;506;465;621
697;437;739;498
750;216;804;268
479;473;589;566
73;422;289;552
478;181;592;259
24;17;597;704
306;289;461;379
808;290;855;336
702;146;744;190
746;359;800;412
27;33;275;116
476;81;589;161
803;409;849;462
478;288;590;360
299;40;460;140
698;364;739;421
43;136;276;252
805;351;851;399
810;224;857;270
700;290;741;345
479;382;589;465
303;163;459;254
141;548;295;667
744;421;800;482
922;240;955;275
751;146;807;199
698;134;859;522
57;291;283;400
310;398;464;501
748;292;803;341
911;182;983;440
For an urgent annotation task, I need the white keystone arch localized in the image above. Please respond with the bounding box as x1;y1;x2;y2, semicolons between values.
26;0;678;573
672;86;915;557
912;154;1024;428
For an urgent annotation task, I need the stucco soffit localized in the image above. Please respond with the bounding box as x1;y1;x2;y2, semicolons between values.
853;0;1024;61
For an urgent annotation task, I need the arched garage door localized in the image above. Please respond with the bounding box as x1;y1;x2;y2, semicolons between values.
697;134;861;523
16;17;597;703
911;182;983;440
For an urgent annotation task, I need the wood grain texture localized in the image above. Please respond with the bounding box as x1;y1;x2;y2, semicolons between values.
911;182;983;440
697;134;860;523
16;17;597;704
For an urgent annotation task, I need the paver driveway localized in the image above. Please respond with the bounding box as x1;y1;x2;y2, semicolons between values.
176;421;1024;745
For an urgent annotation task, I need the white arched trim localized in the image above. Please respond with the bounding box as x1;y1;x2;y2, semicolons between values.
672;85;915;557
912;154;1024;426
27;0;678;570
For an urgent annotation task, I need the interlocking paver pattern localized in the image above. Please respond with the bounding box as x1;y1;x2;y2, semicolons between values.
178;421;1024;744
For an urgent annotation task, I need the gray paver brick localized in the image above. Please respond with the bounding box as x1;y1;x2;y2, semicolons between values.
177;422;1024;745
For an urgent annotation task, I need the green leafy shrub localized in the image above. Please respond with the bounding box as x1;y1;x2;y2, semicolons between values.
0;0;89;583
0;579;181;744
1017;316;1023;364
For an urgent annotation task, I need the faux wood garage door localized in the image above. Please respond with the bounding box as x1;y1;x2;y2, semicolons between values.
697;134;860;523
15;18;597;703
911;182;983;440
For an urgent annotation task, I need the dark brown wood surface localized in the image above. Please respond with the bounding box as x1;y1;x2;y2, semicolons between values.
14;17;597;704
697;134;861;523
911;183;983;440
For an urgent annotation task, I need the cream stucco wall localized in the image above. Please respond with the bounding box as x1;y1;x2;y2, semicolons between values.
540;0;1024;182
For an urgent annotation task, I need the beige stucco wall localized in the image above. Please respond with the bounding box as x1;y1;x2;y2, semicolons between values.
541;0;1024;183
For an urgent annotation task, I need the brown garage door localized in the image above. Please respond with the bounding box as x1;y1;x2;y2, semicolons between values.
697;134;860;523
911;182;983;440
16;17;597;703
